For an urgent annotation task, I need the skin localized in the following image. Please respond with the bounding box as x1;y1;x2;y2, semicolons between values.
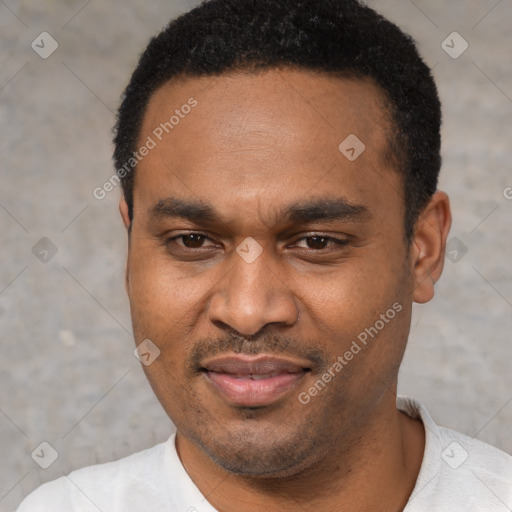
119;68;451;511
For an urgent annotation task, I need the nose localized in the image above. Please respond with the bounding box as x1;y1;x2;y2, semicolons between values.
207;248;299;337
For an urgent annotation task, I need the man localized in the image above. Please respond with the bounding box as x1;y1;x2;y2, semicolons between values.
17;0;512;510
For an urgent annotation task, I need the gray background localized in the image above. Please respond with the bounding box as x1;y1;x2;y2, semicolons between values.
1;0;511;509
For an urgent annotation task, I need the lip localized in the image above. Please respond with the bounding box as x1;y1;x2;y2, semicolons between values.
201;355;310;407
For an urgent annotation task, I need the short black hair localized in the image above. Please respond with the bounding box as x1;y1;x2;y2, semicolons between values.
113;0;441;241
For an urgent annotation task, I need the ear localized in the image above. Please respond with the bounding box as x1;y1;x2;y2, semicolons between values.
119;197;131;295
119;196;131;231
410;191;452;304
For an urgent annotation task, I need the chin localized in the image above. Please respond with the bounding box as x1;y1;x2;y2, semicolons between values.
192;426;325;478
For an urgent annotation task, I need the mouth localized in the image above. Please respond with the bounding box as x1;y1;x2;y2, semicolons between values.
200;355;311;407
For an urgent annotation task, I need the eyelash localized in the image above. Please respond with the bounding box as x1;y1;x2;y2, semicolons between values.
164;232;349;252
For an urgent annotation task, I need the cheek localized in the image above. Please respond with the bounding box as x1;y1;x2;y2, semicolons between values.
127;250;205;406
302;249;406;326
127;244;221;355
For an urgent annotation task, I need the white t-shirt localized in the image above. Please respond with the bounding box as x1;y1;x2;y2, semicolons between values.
16;396;512;511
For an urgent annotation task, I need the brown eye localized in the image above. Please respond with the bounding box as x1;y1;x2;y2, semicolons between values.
178;234;208;248
163;232;218;260
294;235;348;251
305;236;329;250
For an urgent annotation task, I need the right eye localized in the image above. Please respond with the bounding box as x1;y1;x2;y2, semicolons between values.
167;233;215;249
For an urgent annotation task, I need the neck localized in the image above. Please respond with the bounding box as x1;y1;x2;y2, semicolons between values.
175;395;425;512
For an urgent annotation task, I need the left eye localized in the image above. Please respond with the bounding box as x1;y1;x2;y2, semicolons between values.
293;236;348;250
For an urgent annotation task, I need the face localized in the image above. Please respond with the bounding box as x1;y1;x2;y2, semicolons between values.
121;69;435;477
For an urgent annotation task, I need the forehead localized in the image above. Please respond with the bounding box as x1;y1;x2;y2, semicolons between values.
133;68;402;224
140;68;393;150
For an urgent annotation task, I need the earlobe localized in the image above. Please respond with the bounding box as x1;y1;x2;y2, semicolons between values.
411;191;452;304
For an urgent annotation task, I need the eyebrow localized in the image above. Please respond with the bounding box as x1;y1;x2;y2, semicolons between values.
148;196;371;227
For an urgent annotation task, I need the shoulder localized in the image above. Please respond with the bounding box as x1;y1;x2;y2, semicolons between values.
398;396;512;511
430;426;512;510
436;422;512;476
16;438;173;512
